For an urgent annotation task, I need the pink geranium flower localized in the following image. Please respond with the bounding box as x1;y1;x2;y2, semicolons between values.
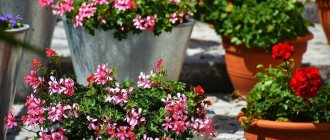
4;111;18;128
169;13;178;24
48;104;71;122
39;127;67;140
94;64;112;85
23;95;46;126
178;13;185;23
170;0;181;3
116;126;130;140
114;0;134;11
137;71;156;88
162;117;172;131
46;48;57;57
94;0;109;5
191;117;214;136
24;70;42;90
105;83;133;106
133;15;157;31
39;0;53;7
68;103;79;117
48;76;61;95
124;108;145;128
51;0;74;16
87;116;98;130
51;127;67;140
74;2;96;27
60;78;76;96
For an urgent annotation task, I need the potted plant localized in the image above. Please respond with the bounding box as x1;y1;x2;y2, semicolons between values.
236;42;330;140
316;0;330;45
0;14;29;140
39;0;196;85
4;49;215;139
1;0;58;101
0;0;58;100
195;0;314;96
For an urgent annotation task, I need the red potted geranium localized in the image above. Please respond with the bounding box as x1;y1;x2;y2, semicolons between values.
236;42;330;140
195;0;314;96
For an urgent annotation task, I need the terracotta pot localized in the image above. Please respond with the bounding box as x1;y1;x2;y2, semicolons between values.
316;0;330;45
222;33;313;96
237;113;330;140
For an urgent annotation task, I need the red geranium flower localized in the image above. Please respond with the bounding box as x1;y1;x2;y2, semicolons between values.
196;85;205;95
46;48;57;58
272;42;295;60
155;58;163;71
289;67;322;98
87;74;95;84
33;59;40;67
205;100;212;106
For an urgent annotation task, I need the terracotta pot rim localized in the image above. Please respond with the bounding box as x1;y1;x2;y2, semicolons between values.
288;32;313;43
237;112;330;131
222;32;313;49
316;0;330;9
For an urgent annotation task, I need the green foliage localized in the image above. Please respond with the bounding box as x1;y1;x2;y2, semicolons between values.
195;0;313;50
21;54;212;139
242;59;330;123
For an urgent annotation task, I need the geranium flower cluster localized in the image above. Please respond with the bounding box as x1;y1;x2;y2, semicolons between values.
4;49;214;139
290;66;322;98
0;13;24;30
133;15;157;31
272;42;295;60
162;93;190;134
137;71;156;88
48;76;76;96
161;92;214;136
105;82;133;106
39;0;195;40
271;42;322;98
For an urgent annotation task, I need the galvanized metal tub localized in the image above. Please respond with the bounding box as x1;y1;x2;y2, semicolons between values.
64;21;194;85
0;0;57;100
0;25;29;140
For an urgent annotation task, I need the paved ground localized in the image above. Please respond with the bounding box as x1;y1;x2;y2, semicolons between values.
6;9;330;140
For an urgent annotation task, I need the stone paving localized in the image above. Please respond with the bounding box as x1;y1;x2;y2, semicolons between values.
6;11;330;140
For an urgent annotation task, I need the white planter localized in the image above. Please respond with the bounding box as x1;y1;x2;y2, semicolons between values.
0;24;30;140
64;21;194;85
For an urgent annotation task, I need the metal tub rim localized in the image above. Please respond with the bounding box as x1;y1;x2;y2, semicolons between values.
4;24;30;34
